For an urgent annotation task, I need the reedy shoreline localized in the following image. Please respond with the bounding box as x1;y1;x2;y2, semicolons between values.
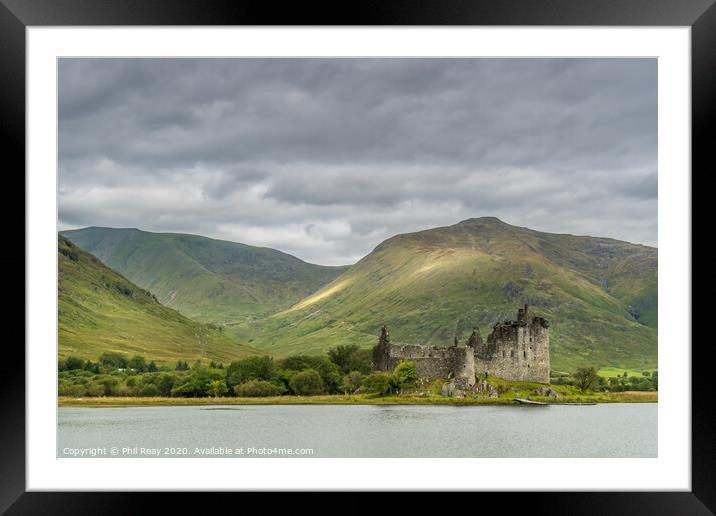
59;391;657;407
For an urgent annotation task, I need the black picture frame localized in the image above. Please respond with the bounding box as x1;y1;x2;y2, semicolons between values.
2;0;709;513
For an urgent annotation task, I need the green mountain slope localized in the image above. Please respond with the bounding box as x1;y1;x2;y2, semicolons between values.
236;217;657;372
58;235;258;365
61;227;348;326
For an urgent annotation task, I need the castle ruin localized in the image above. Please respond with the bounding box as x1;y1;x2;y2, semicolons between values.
372;304;550;385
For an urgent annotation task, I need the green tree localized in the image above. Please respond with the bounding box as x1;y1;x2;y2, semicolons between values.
362;372;392;396
170;368;222;397
147;361;158;372
347;348;373;375
234;380;284;397
207;379;229;397
83;360;101;374
99;352;128;369
289;369;324;395
175;360;190;371
60;356;85;371
390;360;417;392
327;344;361;373
341;371;363;394
280;355;342;393
573;367;600;392
158;374;175;396
170;380;200;397
128;355;147;372
637;380;652;391
225;356;275;389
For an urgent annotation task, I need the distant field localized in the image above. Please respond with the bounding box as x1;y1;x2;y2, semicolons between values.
598;367;657;378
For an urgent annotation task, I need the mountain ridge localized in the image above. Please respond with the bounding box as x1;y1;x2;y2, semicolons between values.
61;218;657;372
58;235;258;365
234;216;657;372
61;226;349;325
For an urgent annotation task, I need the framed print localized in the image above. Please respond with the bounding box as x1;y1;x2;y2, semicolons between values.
3;0;712;512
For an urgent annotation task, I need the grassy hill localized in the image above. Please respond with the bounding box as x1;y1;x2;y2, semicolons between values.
234;217;657;372
58;235;258;365
61;227;347;325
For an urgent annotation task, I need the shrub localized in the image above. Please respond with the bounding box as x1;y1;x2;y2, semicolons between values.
362;372;392;396
289;369;324;395
85;381;106;397
58;381;86;397
170;380;201;397
234;380;284;397
341;371;363;394
138;384;160;397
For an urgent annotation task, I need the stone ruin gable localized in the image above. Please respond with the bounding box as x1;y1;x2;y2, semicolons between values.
474;304;550;383
371;325;392;372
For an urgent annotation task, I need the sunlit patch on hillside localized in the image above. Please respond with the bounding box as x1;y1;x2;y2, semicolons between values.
409;249;481;278
287;278;353;311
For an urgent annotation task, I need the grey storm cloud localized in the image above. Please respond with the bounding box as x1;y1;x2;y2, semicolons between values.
58;58;657;265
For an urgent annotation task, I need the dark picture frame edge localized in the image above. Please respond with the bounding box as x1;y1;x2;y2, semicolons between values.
3;0;711;513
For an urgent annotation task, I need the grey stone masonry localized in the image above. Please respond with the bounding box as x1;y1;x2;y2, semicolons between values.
372;304;550;384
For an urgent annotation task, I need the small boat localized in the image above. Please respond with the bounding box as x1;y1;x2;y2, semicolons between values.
514;398;548;405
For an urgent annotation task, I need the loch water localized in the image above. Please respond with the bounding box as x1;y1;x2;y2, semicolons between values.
58;403;656;458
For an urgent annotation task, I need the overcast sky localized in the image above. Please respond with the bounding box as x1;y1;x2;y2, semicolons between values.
58;58;657;266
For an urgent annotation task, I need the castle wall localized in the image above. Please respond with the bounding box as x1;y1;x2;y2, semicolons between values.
384;345;463;382
372;305;549;385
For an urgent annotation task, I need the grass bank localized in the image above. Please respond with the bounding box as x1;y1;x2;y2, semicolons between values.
59;390;656;408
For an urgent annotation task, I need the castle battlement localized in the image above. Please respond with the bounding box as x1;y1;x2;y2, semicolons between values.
372;304;550;385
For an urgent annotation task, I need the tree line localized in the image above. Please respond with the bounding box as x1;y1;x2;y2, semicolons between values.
553;367;658;392
58;345;420;398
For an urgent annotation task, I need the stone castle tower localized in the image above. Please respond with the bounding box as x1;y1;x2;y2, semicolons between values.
372;304;550;384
